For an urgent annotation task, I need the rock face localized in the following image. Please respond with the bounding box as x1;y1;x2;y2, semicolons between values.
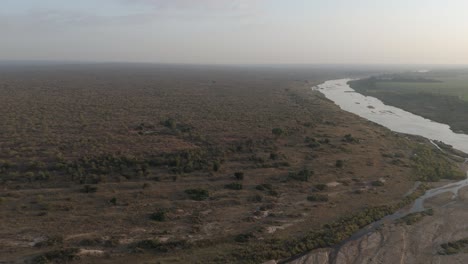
284;188;468;264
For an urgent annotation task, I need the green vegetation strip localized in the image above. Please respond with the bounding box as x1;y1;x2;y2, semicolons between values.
395;208;433;226
438;238;468;255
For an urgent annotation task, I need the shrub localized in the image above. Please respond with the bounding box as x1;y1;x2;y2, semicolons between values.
234;172;244;180
288;168;313;182
109;197;117;205
315;184;328;191
250;194;263;203
438;238;468;255
32;248;80;264
307;194;329;202
272;128;284;137
308;142;321;149
213;161;221;172
335;160;344;168
162;118;176;129
396;209;433;225
342;134;358;143
34;236;64;248
256;184;273;191
82;185;98;193
269;152;279;160
225;183;243;190
185;188;209;201
150;210;166;222
371;180;384;186
235;233;255;243
134;240;188;253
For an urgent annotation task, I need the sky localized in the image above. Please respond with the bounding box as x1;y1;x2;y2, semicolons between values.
2;0;468;64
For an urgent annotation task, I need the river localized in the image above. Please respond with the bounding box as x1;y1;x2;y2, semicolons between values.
286;79;468;264
315;79;468;153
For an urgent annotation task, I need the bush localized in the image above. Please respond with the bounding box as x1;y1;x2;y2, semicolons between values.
308;142;321;149
249;194;263;203
272;128;284;137
396;209;433;225
269;152;279;160
256;184;273;191
234;172;244;180
134;240;188;253
109;197;117;205
82;185;98;193
32;248;80;264
150;210;166;222
438;238;468;255
371;180;384;186
335;160;344;168
307;194;329;202
213;161;221;171
34;236;64;248
235;233;255;243
184;188;209;201
342;134;358;143
162;118;176;129
315;184;328;191
225;183;243;190
288;168;313;182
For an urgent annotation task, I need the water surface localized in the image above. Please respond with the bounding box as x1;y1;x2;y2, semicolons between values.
316;79;468;153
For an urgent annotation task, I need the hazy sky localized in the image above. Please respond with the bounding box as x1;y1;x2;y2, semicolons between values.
2;0;468;64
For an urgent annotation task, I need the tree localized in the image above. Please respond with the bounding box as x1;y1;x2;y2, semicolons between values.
272;128;284;137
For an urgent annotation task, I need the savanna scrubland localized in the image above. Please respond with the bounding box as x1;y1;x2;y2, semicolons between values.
0;64;463;263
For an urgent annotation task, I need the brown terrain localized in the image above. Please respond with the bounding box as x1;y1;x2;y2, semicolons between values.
0;64;462;263
287;182;468;264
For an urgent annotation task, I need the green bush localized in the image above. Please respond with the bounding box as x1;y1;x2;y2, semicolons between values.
150;210;166;222
371;180;384;186
213;161;221;171
162;118;176;129
234;172;244;180
335;160;344;168
438;238;468;255
235;233;255;243
272;128;284;137
134;239;188;253
32;248;80;264
315;184;328;191
396;208;433;225
225;183;243;190
269;152;279;160
307;194;329;202
185;188;209;201
342;134;358;143
82;185;98;193
256;184;273;191
288;168;313;182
